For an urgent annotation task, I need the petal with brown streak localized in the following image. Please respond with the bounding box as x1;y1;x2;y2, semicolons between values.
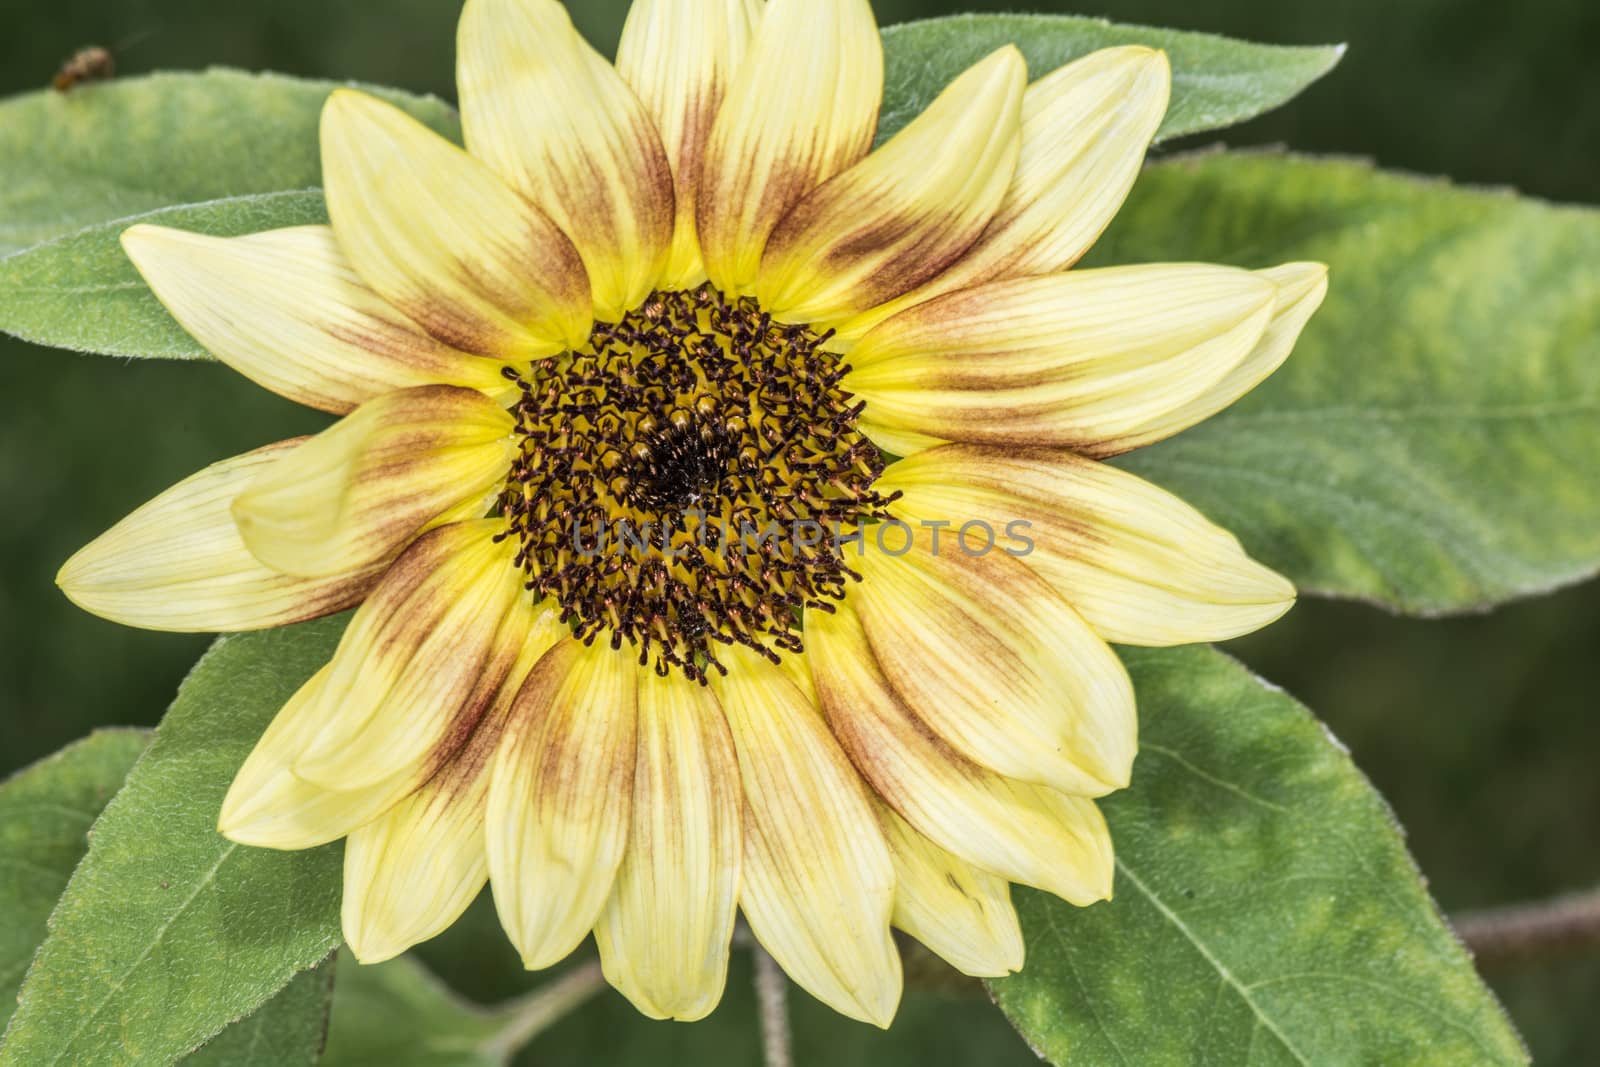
232;385;513;579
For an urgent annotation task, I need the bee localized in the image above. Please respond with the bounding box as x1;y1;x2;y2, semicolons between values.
52;46;116;92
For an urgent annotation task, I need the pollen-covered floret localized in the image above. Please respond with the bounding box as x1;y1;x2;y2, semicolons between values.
500;285;897;680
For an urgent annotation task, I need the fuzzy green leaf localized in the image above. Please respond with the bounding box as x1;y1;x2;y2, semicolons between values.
0;192;327;360
1099;152;1600;613
0;730;148;1034
0;68;456;258
183;963;335;1067
988;645;1526;1065
0;731;331;1064
0;619;346;1067
877;15;1342;144
0;63;458;361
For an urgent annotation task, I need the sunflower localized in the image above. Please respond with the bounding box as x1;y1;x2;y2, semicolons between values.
56;0;1326;1027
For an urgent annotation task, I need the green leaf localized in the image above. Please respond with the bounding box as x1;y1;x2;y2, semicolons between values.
988;645;1526;1066
0;618;347;1067
0;68;456;258
0;730;321;1062
1097;152;1600;613
0;63;460;361
0;192;327;361
0;730;148;1033
183;962;335;1067
878;15;1342;144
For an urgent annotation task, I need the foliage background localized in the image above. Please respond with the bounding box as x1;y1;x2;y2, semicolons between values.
0;0;1595;1061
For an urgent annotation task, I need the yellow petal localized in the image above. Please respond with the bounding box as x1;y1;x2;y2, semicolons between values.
1092;262;1330;456
876;802;1023;978
615;0;763;289
232;386;513;579
458;0;675;320
698;0;883;296
290;520;536;791
849;526;1134;795
220;598;563;854
882;445;1296;645
321;88;592;358
594;671;742;1021
777;647;818;704
57;441;374;633
847;264;1277;456
341;605;564;962
755;46;1025;326
713;645;901;1028
218;665;406;849
979;45;1169;275
342;783;488;965
833;46;1170;345
339;698;504;961
120;224;511;415
487;639;639;970
810;599;1115;905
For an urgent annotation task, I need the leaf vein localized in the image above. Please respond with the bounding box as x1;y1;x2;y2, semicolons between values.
42;842;239;1065
1115;859;1313;1066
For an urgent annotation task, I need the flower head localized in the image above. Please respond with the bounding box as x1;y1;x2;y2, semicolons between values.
57;0;1325;1026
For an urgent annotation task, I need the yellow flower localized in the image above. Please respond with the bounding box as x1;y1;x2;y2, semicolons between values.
56;0;1325;1027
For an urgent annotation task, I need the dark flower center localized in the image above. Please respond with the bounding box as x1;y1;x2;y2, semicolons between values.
498;284;896;682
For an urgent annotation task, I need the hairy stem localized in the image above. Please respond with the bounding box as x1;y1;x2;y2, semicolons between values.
1456;887;1600;970
479;958;606;1062
754;945;793;1067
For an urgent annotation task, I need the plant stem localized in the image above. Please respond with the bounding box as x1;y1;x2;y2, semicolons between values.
1455;887;1600;970
754;945;793;1067
479;958;607;1063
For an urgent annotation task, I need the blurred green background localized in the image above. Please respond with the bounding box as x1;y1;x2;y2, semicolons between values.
2;0;1597;1062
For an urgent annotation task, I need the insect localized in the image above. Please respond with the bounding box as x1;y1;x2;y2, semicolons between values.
52;46;116;92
